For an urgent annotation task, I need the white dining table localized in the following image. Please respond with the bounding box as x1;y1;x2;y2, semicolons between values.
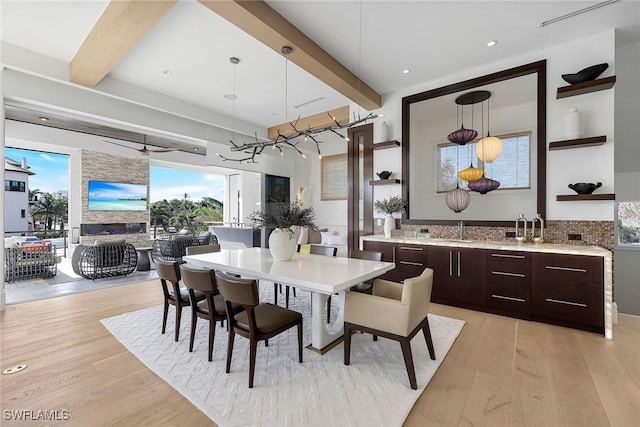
183;247;395;353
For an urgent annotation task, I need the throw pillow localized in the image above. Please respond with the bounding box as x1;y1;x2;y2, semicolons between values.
297;227;309;245
326;233;347;247
320;231;334;246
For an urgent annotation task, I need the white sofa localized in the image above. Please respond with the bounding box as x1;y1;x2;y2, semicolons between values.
298;225;348;257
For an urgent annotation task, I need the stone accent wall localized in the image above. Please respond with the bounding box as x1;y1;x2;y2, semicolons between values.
390;220;615;252
80;150;150;247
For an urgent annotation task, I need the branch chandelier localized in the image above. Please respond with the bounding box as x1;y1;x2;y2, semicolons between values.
216;46;377;164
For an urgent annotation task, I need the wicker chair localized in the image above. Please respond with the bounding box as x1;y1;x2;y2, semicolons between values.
151;234;218;263
4;245;58;282
71;240;137;280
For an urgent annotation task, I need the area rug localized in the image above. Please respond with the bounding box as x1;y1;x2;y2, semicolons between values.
101;283;464;427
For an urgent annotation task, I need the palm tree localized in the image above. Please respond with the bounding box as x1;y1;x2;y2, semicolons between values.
30;192;56;232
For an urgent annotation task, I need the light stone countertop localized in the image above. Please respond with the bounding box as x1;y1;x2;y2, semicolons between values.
361;234;614;340
361;235;611;257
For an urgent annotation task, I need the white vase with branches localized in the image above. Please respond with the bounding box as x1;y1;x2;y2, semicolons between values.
374;196;407;238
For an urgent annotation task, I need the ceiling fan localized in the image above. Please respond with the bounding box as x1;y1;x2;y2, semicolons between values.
103;135;176;155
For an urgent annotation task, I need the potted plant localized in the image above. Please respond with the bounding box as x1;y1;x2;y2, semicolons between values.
374;196;407;238
249;200;317;261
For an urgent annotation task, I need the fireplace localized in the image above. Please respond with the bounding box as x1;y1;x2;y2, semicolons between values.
81;223;147;236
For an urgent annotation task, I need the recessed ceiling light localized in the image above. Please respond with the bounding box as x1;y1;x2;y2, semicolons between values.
402;69;411;74
486;40;497;47
378;113;385;118
38;116;49;121
162;69;172;75
193;147;199;151
224;94;237;100
272;112;279;117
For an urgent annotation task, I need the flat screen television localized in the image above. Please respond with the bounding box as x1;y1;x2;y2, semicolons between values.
88;181;148;211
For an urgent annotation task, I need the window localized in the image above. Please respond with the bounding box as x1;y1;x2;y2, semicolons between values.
21;209;26;218
437;132;531;192
4;180;26;192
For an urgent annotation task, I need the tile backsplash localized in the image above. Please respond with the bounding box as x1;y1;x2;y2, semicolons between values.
387;220;615;252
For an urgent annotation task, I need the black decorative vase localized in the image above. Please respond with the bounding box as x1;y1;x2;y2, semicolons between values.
562;63;608;85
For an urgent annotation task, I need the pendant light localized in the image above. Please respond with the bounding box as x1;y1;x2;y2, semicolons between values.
445;144;471;212
469;97;500;194
457;101;483;182
447;103;477;145
476;96;502;163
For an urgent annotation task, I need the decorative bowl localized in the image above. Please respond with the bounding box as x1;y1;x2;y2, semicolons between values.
561;63;608;85
568;182;602;195
377;171;392;180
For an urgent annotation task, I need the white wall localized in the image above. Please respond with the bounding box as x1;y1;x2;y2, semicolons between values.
377;30;616;222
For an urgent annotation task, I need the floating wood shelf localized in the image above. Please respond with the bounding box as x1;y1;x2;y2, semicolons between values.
369;179;401;186
556;193;615;201
549;135;607;150
372;140;400;150
556;76;616;99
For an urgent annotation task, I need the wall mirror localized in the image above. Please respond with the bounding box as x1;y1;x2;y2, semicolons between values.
402;61;546;226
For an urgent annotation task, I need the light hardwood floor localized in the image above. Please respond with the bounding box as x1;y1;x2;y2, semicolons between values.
1;280;638;426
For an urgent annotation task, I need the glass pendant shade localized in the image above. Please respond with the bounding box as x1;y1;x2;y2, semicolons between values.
476;135;502;163
447;126;478;145
468;175;501;194
445;184;471;213
457;163;483;182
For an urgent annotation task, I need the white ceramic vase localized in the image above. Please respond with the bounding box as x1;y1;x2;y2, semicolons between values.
378;121;390;141
269;228;298;261
383;214;395;238
564;108;582;140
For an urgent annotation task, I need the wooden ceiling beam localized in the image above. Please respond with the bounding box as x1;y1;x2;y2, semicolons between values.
198;0;381;111
267;105;349;140
70;0;178;87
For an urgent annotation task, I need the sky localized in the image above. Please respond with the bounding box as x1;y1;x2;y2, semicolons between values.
5;147;225;203
5;147;68;194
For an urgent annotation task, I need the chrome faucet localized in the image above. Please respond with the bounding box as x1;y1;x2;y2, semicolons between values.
458;221;465;240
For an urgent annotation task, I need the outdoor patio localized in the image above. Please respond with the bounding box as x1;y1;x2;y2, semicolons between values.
4;256;157;305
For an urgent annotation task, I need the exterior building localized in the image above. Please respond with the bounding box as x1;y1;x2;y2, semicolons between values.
4;157;33;234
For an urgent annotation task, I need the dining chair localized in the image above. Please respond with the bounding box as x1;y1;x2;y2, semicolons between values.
155;259;205;342
215;271;303;388
349;249;384;294
343;268;436;390
179;264;243;361
185;244;221;255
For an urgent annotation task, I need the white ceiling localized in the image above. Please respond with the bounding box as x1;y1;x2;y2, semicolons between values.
1;0;639;135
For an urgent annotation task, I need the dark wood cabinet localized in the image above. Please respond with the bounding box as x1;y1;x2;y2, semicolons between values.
362;239;606;335
427;246;486;306
486;250;532;316
531;253;604;332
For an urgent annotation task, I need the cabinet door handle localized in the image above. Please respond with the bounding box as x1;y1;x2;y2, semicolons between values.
449;251;453;277
491;271;526;278
545;266;587;273
392;246;396;264
545;298;587;308
491;253;526;259
399;246;423;251
400;261;423;266
457;251;461;277
491;294;526;303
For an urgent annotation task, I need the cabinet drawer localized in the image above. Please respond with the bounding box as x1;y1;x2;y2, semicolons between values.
362;241;395;263
532;254;603;288
487;251;530;288
532;281;603;326
487;284;531;314
396;244;427;274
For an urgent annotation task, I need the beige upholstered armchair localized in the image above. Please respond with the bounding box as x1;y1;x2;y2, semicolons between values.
343;268;436;389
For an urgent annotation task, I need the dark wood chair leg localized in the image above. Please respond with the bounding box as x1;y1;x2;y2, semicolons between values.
344;324;352;365
293;287;296;297
297;321;303;363
162;301;169;334
174;304;182;342
373;335;378;341
399;338;418;390
327;295;331;323
189;313;197;352
285;286;290;308
248;339;258;389
273;283;278;306
422;317;436;360
208;315;215;362
225;329;235;374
